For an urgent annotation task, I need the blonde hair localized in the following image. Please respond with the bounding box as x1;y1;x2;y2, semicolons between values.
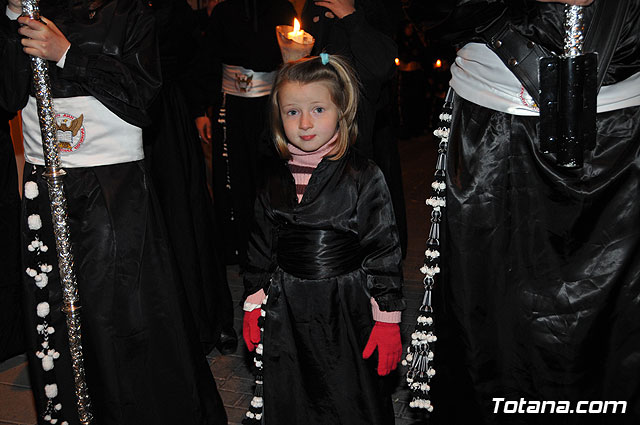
269;54;360;160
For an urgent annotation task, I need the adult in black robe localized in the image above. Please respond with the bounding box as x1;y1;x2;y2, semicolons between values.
0;108;24;362
301;0;408;255
193;0;296;266
244;148;406;425
0;1;227;423
145;0;236;356
428;1;640;424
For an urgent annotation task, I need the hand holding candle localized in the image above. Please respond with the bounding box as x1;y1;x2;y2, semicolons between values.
276;18;315;63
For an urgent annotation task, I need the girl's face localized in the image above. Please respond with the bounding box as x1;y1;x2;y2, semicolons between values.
278;81;339;153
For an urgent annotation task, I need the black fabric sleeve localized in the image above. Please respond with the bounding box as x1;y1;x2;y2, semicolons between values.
357;162;406;312
243;193;276;299
58;3;161;127
0;10;31;112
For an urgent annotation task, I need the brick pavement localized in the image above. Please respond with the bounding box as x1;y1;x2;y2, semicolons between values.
0;134;436;425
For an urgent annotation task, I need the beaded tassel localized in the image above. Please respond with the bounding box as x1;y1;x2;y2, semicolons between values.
243;295;268;425
403;90;454;412
217;93;235;224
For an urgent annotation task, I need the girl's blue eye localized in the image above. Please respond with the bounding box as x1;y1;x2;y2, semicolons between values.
286;110;298;116
314;107;325;113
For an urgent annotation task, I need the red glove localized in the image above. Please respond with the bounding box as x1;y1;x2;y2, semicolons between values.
362;322;402;376
242;309;262;352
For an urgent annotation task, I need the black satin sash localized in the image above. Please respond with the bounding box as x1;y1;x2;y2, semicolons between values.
276;226;362;280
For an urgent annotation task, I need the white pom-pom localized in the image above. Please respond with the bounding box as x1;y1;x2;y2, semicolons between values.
55;403;62;411
35;274;49;289
44;414;52;421
51;419;58;424
44;383;58;398
41;244;49;252
36;351;45;359
28;214;42;231
37;302;50;318
28;245;36;252
47;327;55;334
26;268;37;277
42;355;54;371
37;324;44;332
53;352;60;359
24;181;39;199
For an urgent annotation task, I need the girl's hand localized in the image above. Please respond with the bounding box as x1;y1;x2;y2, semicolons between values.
8;0;22;14
362;322;402;376
242;309;262;352
314;0;355;19
17;16;71;62
536;0;595;5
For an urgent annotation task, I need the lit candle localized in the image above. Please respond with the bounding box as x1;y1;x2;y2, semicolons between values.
287;18;304;44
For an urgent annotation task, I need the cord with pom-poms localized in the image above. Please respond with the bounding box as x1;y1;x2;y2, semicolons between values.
403;89;454;413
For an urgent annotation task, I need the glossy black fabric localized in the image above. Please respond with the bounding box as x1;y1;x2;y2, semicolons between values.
0;109;24;362
429;3;640;424
435;97;640;425
276;227;362;279
144;0;234;354
22;162;227;425
244;149;405;424
0;0;161;127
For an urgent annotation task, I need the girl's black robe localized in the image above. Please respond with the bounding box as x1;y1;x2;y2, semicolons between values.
244;149;406;425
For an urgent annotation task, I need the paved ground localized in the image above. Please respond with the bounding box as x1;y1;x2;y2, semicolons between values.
0;133;436;425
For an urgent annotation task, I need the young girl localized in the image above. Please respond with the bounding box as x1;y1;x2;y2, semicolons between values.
242;54;405;425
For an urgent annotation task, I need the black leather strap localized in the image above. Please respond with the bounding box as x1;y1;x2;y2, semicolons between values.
485;23;552;106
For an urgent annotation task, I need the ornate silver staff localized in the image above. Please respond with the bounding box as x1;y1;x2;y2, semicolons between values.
539;5;597;168
22;1;93;423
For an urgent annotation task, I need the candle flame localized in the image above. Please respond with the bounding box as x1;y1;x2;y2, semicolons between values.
435;59;442;68
293;18;300;32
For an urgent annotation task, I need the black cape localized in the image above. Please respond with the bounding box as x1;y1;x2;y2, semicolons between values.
144;0;235;354
244;149;405;424
0;108;24;362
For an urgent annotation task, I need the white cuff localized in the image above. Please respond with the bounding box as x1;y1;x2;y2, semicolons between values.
6;5;21;20
56;45;71;68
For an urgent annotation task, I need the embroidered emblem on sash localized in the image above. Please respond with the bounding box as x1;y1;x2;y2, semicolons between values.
55;113;85;152
235;73;253;92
